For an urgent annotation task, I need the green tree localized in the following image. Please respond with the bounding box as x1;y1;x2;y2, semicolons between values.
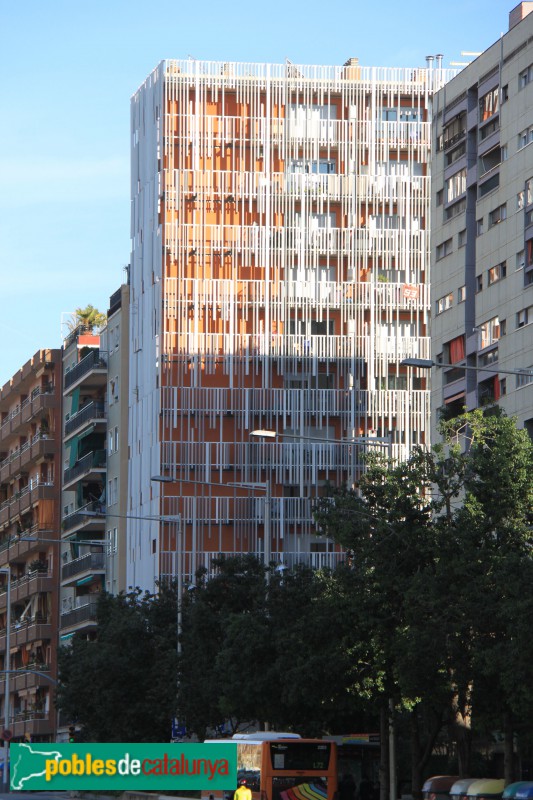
57;586;178;741
67;304;107;333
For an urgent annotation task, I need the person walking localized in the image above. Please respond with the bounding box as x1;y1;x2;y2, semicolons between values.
234;779;252;800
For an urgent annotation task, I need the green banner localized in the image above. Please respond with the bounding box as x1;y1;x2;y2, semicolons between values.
10;742;237;791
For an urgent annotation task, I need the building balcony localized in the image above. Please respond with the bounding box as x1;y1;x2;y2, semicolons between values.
11;711;55;739
61;551;105;587
0;387;56;445
0;665;53;694
63;350;107;393
0;481;56;528
62;501;106;536
0;571;54;608
60;598;99;631
64;401;106;439
0;615;53;648
63;451;106;490
0;434;56;485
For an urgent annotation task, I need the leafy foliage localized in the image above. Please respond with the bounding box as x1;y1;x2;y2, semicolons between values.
57;585;178;742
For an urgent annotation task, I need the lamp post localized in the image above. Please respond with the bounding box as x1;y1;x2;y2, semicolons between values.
0;567;11;791
250;428;395;800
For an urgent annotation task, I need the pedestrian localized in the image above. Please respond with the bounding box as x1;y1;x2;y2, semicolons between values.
234;779;252;800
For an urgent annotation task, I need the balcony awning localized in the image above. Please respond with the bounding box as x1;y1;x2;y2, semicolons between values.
60;632;74;641
76;576;94;586
77;424;95;441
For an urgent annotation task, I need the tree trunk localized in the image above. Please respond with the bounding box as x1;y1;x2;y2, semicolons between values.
410;706;444;800
380;702;390;800
503;712;514;786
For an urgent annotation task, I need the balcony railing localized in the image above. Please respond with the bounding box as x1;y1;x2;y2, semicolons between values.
60;598;99;629
65;401;106;437
63;450;106;486
62;552;105;581
64;350;107;390
62;500;106;534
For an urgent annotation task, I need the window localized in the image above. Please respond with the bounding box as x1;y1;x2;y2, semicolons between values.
477;218;484;236
108;477;118;506
519;64;533;89
518;190;525;211
439;113;466;150
114;426;119;452
458;229;467;247
436;293;454;314
526;177;533;205
458;285;466;302
445;142;466;166
108;431;114;455
436;238;453;260
479;172;500;197
500;378;507;396
480;316;503;348
436;189;444;206
478;147;502;176
479;87;499;121
517;307;531;328
488;262;506;285
476;275;483;293
517;126;533;149
516;367;533;388
445;198;466;220
501;84;509;103
488;204;507;227
479;117;499;141
517;249;525;269
289;158;336;174
446;168;467;203
501;144;508;161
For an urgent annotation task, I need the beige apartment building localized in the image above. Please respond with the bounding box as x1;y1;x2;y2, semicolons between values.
428;2;533;434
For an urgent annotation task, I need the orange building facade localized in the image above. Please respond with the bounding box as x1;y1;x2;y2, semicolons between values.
129;59;454;590
0;350;62;741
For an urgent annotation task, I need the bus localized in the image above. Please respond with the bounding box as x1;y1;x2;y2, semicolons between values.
203;733;338;800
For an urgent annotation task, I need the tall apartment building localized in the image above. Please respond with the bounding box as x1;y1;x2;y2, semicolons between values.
0;350;62;742
60;327;107;637
429;3;533;433
129;58;454;591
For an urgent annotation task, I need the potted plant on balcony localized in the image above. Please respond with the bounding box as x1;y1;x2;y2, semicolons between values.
28;559;47;574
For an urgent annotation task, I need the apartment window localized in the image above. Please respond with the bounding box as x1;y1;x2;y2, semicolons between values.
436;189;444;206
518;190;525;210
516;367;533;388
439;113;466;150
501;144;508;161
114;426;119;452
458;285;466;303
480;316;503;348
477;218;484;236
108;477;118;506
458;229;467;247
517;126;533;149
445;142;466;166
517;249;525;270
488;261;506;285
479;87;499;121
526;177;533;205
445;198;466;220
479;117;499;141
500;378;507;396
446;168;466;203
478;146;501;176
289;158;336;174
488;204;507;227
517;306;532;328
476;275;483;293
501;84;509;103
436;293;454;314
108;431;114;455
436;238;453;260
479;172;500;197
518;64;533;89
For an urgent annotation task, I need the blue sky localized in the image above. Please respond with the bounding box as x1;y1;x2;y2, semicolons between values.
0;0;511;386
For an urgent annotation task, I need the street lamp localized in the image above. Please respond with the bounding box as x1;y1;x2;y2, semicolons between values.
0;567;11;792
401;357;533;377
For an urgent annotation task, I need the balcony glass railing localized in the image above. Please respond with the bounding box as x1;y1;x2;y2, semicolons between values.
64;350;107;390
63;451;106;485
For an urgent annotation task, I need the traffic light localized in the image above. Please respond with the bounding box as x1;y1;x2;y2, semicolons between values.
68;726;76;743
